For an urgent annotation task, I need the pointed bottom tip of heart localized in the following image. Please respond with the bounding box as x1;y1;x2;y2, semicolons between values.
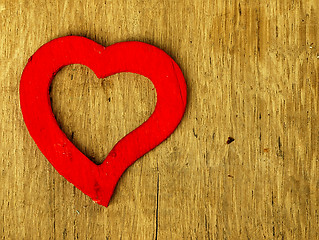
92;195;112;208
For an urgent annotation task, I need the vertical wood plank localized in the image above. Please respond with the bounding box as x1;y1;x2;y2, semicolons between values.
1;0;318;239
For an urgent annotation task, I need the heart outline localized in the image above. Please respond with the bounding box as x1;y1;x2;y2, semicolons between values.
20;36;187;207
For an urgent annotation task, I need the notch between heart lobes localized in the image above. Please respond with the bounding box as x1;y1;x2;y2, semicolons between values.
20;36;187;207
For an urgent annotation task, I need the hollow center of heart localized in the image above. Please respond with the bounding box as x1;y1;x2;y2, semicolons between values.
50;64;157;165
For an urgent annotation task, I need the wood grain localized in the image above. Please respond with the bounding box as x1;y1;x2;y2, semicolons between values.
1;0;319;239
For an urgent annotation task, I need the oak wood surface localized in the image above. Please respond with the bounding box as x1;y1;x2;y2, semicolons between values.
1;0;319;239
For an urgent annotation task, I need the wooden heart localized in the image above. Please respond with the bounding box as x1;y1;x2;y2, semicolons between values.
20;36;187;207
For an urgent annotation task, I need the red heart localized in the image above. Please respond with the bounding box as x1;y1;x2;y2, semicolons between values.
20;36;187;207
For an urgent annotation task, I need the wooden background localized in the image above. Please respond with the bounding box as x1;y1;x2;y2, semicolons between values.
1;0;319;239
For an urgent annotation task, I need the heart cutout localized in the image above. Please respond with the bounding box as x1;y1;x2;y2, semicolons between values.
50;67;157;165
20;36;187;207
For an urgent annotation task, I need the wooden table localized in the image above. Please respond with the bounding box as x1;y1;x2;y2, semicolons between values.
1;0;318;239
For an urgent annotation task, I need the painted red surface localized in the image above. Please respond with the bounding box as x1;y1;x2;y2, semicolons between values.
20;36;187;207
